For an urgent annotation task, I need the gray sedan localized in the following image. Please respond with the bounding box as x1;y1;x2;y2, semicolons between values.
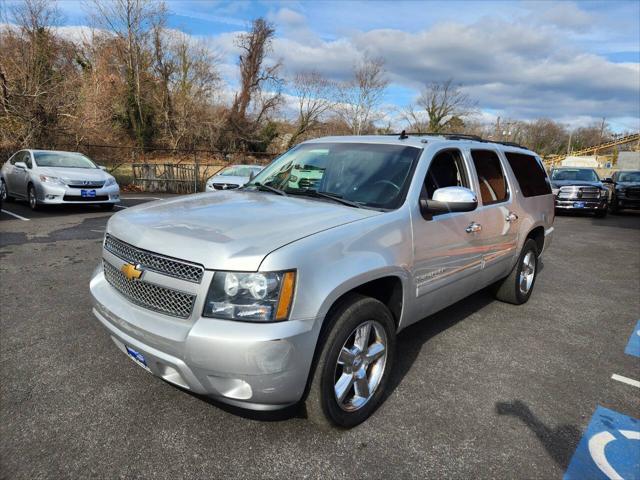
1;149;120;210
205;165;263;192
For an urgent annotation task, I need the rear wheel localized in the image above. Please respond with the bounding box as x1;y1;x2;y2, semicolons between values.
306;294;396;429
494;239;539;305
28;184;39;211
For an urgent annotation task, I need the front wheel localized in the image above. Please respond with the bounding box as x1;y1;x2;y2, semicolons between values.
494;238;539;305
305;294;396;429
28;184;39;211
1;179;13;202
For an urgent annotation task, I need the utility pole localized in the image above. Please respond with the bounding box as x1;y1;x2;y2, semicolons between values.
567;129;573;155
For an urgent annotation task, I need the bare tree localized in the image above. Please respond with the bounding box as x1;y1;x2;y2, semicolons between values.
90;0;166;147
416;79;476;133
287;71;335;148
335;56;388;135
231;18;282;129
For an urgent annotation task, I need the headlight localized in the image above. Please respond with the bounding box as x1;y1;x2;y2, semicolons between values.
203;271;296;322
39;174;64;185
552;188;560;196
104;177;117;187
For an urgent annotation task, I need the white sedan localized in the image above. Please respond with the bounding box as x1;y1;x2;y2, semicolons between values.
205;165;263;192
0;149;120;210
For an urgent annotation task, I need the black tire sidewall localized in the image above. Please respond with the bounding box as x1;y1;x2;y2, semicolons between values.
514;240;538;304
317;296;396;428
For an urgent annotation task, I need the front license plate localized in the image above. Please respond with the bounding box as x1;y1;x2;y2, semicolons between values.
125;346;151;371
81;189;96;198
573;201;586;208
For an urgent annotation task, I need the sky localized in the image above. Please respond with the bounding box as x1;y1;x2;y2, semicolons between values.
7;0;640;132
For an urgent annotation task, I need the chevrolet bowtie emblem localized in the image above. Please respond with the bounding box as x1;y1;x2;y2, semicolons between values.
121;263;143;280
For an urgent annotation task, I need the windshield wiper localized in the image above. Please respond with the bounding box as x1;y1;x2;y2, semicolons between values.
251;182;287;196
289;189;362;209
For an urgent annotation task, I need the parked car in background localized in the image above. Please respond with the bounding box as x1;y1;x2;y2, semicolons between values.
91;134;554;428
550;167;609;217
205;165;263;192
609;170;640;213
1;150;120;211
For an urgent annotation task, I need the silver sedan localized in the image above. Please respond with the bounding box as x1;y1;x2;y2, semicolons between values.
0;149;120;210
205;165;263;192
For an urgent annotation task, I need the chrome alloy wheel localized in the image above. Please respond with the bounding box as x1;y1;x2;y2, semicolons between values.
334;320;388;412
519;251;536;295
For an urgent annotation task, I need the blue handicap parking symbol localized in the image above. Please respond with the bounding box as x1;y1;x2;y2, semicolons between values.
625;320;640;358
565;406;640;480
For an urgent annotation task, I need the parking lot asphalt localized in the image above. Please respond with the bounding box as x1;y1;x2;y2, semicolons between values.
1;195;639;479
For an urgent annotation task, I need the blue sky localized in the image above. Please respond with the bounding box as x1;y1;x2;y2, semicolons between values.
13;0;640;131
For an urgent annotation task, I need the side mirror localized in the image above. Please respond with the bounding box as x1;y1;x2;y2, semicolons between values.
249;171;256;181
98;165;108;171
420;186;478;218
602;177;613;184
14;161;27;170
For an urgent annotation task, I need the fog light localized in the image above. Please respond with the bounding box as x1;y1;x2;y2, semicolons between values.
45;194;58;200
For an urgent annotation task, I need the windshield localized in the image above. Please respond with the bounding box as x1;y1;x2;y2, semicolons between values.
218;165;261;177
245;142;421;209
34;152;97;169
617;171;640;182
551;169;599;182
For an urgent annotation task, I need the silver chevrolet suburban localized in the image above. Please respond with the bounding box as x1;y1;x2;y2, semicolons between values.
90;134;554;428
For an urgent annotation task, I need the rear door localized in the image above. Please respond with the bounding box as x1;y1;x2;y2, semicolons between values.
466;149;519;282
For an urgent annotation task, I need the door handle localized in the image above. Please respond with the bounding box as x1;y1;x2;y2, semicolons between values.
465;222;482;233
506;212;519;222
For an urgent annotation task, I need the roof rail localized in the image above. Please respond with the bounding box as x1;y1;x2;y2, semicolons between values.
381;131;528;150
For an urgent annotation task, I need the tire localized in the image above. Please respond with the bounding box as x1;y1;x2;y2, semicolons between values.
28;184;39;211
100;204;115;211
1;179;13;202
494;238;539;305
305;294;396;429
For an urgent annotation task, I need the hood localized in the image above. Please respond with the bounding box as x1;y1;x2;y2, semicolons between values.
616;181;640;187
107;191;380;270
207;175;249;186
551;179;603;189
37;166;110;183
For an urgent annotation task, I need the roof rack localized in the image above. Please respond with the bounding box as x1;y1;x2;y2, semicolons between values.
382;132;527;149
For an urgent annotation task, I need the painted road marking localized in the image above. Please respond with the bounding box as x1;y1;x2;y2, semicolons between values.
114;205;127;209
624;320;640;358
1;209;30;221
120;196;163;200
564;406;640;480
611;374;640;389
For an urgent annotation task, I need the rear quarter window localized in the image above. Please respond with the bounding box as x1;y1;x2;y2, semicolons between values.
504;152;551;197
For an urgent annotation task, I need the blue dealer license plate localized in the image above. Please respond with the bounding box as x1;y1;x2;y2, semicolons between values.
125;346;150;371
573;201;586;208
81;189;96;198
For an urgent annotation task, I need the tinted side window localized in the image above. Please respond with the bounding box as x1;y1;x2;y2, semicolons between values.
9;152;21;165
471;150;508;205
24;152;33;169
424;149;469;200
504;152;551;197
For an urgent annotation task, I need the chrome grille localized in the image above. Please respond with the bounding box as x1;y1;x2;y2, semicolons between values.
104;235;204;283
211;183;239;190
67;181;105;188
558;186;600;199
103;261;195;318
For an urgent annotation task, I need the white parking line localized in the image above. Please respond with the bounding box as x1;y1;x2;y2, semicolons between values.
1;209;30;221
611;373;640;389
114;205;128;209
120;196;163;200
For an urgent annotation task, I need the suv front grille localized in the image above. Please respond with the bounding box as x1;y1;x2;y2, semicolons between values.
104;235;204;283
103;261;195;318
558;186;600;199
211;183;239;190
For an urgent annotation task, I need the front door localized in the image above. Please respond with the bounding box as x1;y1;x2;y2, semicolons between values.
410;148;484;322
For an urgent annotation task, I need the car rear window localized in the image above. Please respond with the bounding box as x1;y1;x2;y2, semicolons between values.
504;152;552;197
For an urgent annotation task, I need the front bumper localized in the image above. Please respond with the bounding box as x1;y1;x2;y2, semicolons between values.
554;197;607;211
36;182;120;204
89;266;319;410
613;196;640;210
